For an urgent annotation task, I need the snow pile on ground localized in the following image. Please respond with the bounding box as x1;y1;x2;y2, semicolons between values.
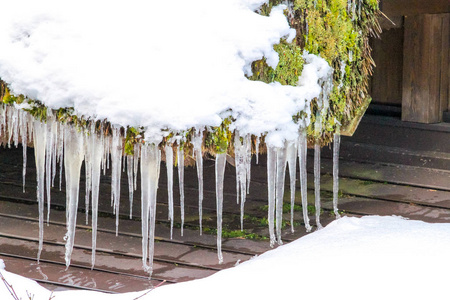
0;0;331;145
1;216;450;300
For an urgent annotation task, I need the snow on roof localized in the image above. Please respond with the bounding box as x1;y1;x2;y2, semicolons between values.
0;0;331;146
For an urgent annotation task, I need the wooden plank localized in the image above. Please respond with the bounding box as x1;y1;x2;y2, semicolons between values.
370;28;403;105
441;15;450;113
308;156;450;191
322;196;450;223
402;14;449;123
381;0;450;17
311;173;450;210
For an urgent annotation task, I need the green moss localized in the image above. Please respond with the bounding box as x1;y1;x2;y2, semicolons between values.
250;40;305;86
206;117;233;154
251;0;380;146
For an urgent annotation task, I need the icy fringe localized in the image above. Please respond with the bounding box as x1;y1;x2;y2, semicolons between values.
0;100;340;275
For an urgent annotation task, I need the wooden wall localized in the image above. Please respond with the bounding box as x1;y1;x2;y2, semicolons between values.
381;0;450;17
370;27;404;105
370;0;450;123
402;14;450;123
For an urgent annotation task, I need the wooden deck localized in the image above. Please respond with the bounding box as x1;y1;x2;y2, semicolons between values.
0;113;449;293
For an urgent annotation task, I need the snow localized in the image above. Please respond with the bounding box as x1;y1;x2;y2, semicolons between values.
2;216;450;300
0;0;332;146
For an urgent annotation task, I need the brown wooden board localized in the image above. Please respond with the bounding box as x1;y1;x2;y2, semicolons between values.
381;0;450;17
402;14;450;123
370;28;404;106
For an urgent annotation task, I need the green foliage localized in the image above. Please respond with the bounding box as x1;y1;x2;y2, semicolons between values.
124;126;143;155
250;40;305;86
206;117;233;154
251;0;380;146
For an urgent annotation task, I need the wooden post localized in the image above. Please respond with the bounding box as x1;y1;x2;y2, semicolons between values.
402;13;450;123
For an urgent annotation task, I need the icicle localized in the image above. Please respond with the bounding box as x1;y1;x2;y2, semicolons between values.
63;126;85;268
234;134;241;205
193;129;204;235
133;143;140;191
351;0;356;21
0;106;6;137
266;146;276;247
358;0;361;19
89;126;104;269
245;134;252;194
333;127;341;219
215;153;226;264
110;127;123;236
51;124;58;189
127;155;134;219
13;108;19;147
275;146;287;245
234;132;248;231
45;115;57;225
7;106;19;148
286;141;297;233
255;136;260;164
57;122;64;191
33;120;47;262
102;132;111;174
165;144;174;239
140;144;161;275
314;142;322;229
19;111;28;193
177;146;185;236
298;131;312;232
84;129;92;225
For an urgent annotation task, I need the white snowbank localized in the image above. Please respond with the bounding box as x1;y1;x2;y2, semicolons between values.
0;0;332;145
2;216;450;300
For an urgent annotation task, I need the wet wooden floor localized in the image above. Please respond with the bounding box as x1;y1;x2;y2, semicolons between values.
0;114;449;293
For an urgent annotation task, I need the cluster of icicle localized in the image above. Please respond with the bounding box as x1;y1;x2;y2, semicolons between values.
0;104;341;276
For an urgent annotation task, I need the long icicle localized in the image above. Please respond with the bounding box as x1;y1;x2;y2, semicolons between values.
19;111;28;193
33;119;47;262
57;122;64;191
314;141;322;229
286;140;297;233
266;146;276;247
193;129;204;235
45;115;57;225
298;131;312;232
140;144;161;276
63;126;85;268
275;146;287;245
165;144;174;239
333;126;341;219
245;134;252;194
84;126;93;225
127;155;134;219
177;146;185;236
215;152;226;264
234;132;247;231
89;126;104;269
110;127;123;236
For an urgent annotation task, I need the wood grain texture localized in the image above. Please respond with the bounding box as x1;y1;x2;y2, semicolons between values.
402;14;450;123
370;28;403;105
381;0;450;17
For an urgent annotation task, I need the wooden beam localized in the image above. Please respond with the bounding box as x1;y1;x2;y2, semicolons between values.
402;14;450;123
381;0;450;17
